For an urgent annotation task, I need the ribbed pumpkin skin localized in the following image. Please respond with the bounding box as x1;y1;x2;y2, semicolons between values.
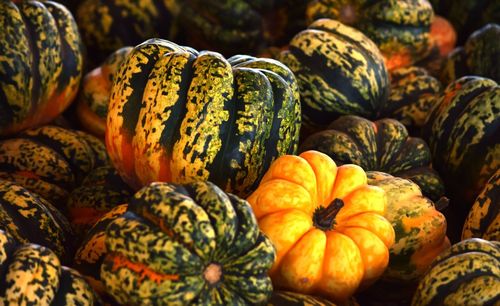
106;39;301;197
0;1;83;136
0;126;108;206
67;166;133;236
278;19;389;130
379;66;442;133
422;76;499;222
306;0;434;70
0;180;74;262
300;116;445;201
76;0;177;64
0;230;99;305
77;46;133;138
412;238;500;306
462;169;499;241
101;181;275;305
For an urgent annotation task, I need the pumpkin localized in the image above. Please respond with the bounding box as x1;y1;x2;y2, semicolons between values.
247;150;395;302
0;0;83;136
75;0;178;64
380;66;443;133
101;181;275;305
0;180;74;262
412;238;500;306
429;0;500;45
106;38;301;196
440;23;500;84
67;165;133;236
429;15;456;57
0;229;99;305
76;46;133;138
306;0;434;70
0;125;107;206
462;168;499;241
422;76;499;225
299;116;445;201
278;19;389;131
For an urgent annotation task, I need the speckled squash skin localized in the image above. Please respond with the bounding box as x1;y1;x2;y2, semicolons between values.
106;39;301;197
462;168;499;241
300;116;445;201
0;1;83;136
422;76;500;225
278;19;389;131
67;165;133;236
0;230;100;305
101;181;275;305
75;0;178;64
438;47;468;85
0;126;108;206
380;66;442;133
306;0;434;70
412;238;500;306
0;180;74;262
77;46;133;138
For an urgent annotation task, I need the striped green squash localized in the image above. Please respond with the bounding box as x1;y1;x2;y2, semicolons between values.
101;181;276;305
306;0;434;70
77;46;133;138
0;180;74;262
106;38;300;197
439;47;468;85
300;115;445;201
278;19;389;131
0;230;100;305
380;66;442;133
412;238;500;306
422;76;499;224
0;0;83;136
462;168;499;241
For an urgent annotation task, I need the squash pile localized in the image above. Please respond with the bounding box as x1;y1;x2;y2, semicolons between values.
0;0;498;305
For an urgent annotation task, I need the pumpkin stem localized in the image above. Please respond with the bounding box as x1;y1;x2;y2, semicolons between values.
313;198;344;231
204;263;222;286
435;197;449;212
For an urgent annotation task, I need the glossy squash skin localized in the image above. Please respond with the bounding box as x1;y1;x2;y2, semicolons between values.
462;168;499;241
412;238;500;306
0;230;100;305
306;0;434;70
247;151;395;302
300;116;445;201
106;39;301;197
77;46;133;138
101;181;276;305
278;19;389;130
0;1;83;136
422;76;499;223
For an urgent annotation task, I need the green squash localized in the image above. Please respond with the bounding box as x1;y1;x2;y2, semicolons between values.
306;0;434;70
278;19;389;130
0;230;100;305
101;181;276;305
422;76;499;225
106;39;301;197
300;115;445;201
0;0;83;136
462;168;499;241
412;238;500;306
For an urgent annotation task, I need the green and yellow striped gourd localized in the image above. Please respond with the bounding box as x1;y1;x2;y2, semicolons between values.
106;38;301;197
101;181;276;305
412;238;500;306
278;19;389;131
0;0;83;136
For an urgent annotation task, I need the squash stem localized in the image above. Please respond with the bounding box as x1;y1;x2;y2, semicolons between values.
204;263;222;285
313;198;344;231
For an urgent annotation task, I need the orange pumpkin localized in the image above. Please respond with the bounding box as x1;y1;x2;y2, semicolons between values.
247;150;395;302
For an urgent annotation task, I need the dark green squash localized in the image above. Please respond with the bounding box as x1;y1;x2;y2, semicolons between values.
412;238;500;306
101;181;276;305
300;115;445;201
278;19;389;131
0;0;83;136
